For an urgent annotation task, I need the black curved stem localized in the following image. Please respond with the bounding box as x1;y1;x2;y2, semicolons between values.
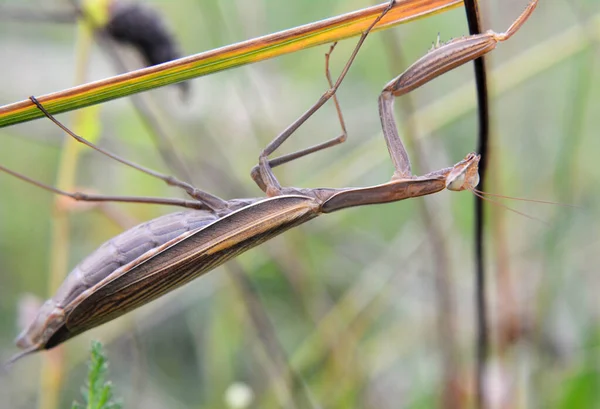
462;1;489;408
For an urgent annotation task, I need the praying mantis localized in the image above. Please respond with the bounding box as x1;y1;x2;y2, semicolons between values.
3;0;538;363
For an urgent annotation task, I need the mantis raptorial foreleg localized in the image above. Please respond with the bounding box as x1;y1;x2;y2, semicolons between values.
380;0;537;177
383;0;538;98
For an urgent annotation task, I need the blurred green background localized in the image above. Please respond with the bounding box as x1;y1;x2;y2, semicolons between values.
1;0;599;408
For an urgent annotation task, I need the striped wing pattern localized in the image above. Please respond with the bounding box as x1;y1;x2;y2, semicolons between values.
47;195;318;347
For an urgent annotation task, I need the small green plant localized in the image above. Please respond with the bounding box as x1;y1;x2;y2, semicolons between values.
71;341;122;409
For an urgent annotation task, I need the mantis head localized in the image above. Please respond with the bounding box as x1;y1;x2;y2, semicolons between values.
446;152;569;223
446;153;481;191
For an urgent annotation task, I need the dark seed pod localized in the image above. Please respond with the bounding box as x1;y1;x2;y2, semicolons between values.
105;1;189;97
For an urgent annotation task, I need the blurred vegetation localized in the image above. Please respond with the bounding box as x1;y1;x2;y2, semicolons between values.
71;341;122;409
1;0;599;408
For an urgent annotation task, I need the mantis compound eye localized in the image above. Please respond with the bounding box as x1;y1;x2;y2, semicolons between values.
446;152;481;191
446;172;466;191
468;172;480;189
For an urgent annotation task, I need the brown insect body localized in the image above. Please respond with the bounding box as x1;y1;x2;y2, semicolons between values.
16;195;309;353
15;157;477;357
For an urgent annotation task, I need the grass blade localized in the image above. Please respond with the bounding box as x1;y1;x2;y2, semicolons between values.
0;0;462;128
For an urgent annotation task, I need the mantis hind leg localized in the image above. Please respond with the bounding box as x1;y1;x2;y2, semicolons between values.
12;97;229;212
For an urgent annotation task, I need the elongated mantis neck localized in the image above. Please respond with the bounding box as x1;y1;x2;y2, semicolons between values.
320;176;446;213
318;153;480;213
